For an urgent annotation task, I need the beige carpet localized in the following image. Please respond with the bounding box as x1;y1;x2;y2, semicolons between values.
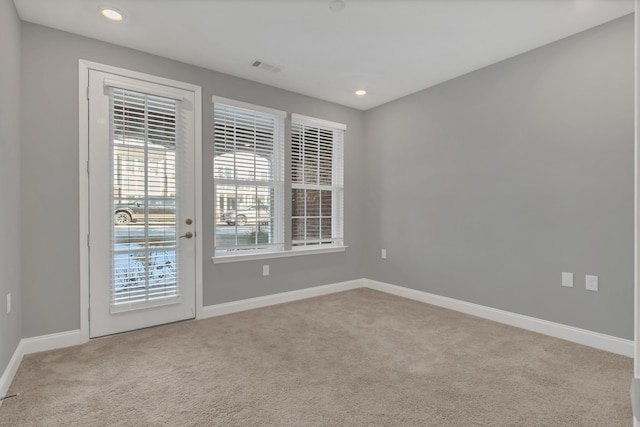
0;288;633;426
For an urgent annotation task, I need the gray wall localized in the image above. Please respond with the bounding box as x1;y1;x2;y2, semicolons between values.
20;23;365;338
15;14;635;342
364;15;634;339
0;0;22;374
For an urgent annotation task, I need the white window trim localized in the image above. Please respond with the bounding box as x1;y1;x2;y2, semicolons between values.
213;97;286;255
291;115;345;248
211;101;347;262
291;113;347;131
212;245;348;264
212;95;286;118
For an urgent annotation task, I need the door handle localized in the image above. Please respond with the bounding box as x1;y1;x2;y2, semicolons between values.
180;231;193;239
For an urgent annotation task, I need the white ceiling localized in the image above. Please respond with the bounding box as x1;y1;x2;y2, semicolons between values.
14;0;634;110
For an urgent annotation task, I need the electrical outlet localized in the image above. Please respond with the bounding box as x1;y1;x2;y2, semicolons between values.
586;275;598;292
561;272;573;288
6;293;11;314
263;265;269;276
381;249;387;259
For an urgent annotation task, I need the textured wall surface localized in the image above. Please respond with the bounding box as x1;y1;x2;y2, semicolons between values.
364;15;634;339
0;0;23;374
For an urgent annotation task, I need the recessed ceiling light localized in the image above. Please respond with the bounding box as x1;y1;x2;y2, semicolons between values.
101;8;124;22
355;90;367;96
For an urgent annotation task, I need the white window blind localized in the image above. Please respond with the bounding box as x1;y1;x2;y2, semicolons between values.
291;114;345;247
213;98;285;255
110;87;181;308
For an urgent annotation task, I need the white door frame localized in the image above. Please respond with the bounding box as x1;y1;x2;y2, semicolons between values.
78;60;203;342
635;3;639;426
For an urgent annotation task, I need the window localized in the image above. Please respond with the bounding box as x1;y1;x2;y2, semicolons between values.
213;97;285;255
291;114;345;247
213;98;346;260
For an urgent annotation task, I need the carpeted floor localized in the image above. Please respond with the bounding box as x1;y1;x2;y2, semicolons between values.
0;288;633;426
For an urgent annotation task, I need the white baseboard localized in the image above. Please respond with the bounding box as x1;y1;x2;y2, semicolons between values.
20;330;82;355
0;340;24;407
200;277;632;356
1;278;633;405
199;279;365;319
364;279;634;357
0;329;82;407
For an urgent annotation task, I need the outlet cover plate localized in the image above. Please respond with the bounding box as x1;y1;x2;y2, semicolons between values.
561;272;573;288
586;275;598;292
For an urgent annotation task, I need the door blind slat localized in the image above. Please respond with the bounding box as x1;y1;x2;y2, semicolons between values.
111;87;180;308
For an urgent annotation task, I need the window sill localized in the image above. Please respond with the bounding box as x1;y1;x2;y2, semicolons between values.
212;246;348;264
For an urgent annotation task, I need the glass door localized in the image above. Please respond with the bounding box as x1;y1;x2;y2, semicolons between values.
88;70;196;338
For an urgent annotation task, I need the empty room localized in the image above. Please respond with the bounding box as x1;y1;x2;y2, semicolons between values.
1;0;638;425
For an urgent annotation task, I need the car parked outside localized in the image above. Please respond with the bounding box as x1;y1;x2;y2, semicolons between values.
221;204;271;226
114;198;176;225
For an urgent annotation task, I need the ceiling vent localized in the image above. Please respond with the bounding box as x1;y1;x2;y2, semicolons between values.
252;60;282;73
